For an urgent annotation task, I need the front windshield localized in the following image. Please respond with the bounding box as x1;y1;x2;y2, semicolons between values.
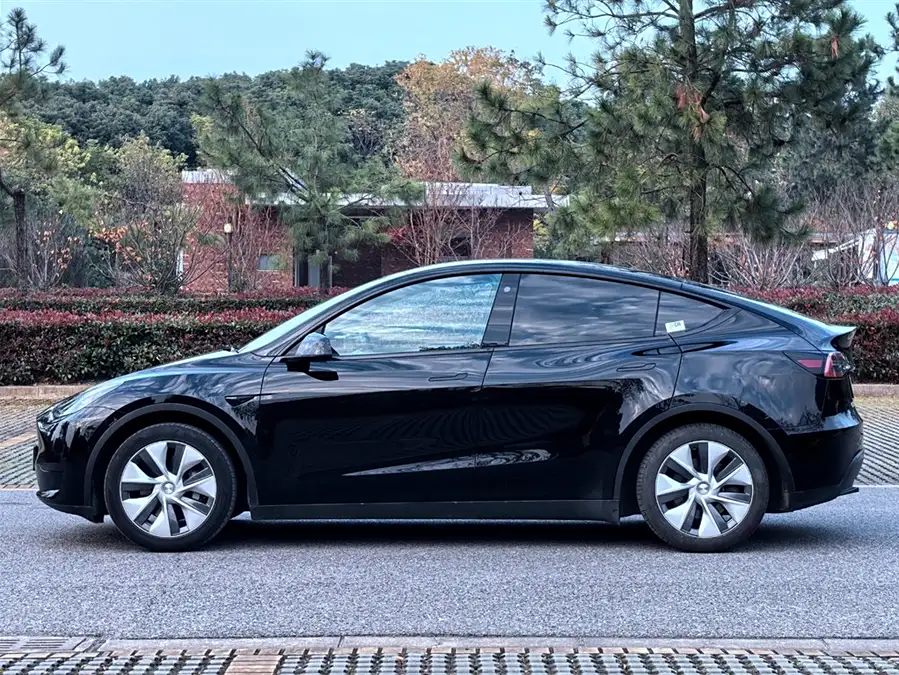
239;275;389;353
239;292;348;354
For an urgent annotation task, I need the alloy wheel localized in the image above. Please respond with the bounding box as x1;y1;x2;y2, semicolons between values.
655;440;754;538
118;440;218;538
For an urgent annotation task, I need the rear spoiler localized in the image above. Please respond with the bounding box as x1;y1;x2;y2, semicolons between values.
823;324;855;352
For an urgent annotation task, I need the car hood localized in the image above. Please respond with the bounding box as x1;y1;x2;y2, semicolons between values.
45;351;241;418
143;350;236;372
102;349;238;384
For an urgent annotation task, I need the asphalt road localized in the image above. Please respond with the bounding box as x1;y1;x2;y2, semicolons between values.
1;488;898;640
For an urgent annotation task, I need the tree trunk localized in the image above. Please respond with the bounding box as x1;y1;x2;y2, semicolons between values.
13;190;28;290
688;145;709;284
679;0;709;283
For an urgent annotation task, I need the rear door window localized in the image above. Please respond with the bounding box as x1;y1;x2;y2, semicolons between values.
656;292;725;336
510;274;659;345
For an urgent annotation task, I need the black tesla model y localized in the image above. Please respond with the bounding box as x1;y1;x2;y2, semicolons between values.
34;260;863;552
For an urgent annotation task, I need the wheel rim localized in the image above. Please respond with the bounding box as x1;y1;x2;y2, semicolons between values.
118;440;217;538
655;440;754;539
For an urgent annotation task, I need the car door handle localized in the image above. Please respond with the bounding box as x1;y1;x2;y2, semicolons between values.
616;362;657;372
428;373;468;382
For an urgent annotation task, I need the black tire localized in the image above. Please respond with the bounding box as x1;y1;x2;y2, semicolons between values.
636;424;769;553
104;423;237;552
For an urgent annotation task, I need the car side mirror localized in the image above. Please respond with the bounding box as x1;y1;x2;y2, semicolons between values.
293;332;333;361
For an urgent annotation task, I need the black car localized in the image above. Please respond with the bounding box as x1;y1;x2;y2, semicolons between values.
34;260;863;552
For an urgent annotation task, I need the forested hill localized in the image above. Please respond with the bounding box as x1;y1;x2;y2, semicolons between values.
25;61;409;167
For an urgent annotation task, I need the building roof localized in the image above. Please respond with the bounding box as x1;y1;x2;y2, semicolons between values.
181;169;568;211
182;169;233;184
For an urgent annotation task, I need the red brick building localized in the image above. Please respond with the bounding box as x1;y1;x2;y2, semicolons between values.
181;170;552;292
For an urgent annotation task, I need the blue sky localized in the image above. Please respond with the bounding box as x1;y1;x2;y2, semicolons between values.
8;0;899;84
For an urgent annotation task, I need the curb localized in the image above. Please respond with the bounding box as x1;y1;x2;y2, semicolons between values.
84;636;899;653
0;385;90;402
0;383;898;403
854;384;899;398
4;636;899;654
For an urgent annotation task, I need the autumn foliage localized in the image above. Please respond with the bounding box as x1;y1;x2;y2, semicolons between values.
395;47;539;181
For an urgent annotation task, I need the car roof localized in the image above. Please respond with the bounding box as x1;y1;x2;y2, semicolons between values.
387;259;687;291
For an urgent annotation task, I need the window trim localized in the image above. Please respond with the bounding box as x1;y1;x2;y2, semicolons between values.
324;346;496;362
482;273;520;347
506;272;664;348
256;264;737;359
301;272;506;359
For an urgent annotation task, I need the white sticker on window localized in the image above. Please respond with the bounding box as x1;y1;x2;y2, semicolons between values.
665;320;686;333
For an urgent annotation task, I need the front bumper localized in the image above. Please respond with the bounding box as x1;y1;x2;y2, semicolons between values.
35;488;104;522
33;406;111;523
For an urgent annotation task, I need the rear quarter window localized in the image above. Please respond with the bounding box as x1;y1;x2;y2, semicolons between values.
656;292;725;336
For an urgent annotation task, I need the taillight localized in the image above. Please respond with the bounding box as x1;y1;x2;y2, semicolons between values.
824;352;852;378
786;351;852;378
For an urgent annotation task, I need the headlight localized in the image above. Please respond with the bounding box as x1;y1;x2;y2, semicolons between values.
44;379;120;421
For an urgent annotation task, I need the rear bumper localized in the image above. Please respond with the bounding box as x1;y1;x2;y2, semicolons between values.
781;449;864;512
770;409;863;513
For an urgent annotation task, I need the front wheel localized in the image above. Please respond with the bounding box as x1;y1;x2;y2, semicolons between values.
636;424;769;552
104;423;237;552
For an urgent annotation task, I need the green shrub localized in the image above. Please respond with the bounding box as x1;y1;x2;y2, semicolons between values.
0;309;290;385
834;308;899;384
1;286;898;384
737;286;899;320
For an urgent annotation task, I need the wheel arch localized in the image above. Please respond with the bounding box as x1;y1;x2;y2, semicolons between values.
84;401;257;515
614;404;794;517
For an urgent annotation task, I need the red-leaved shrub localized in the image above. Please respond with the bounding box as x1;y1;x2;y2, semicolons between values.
1;285;897;384
0;287;343;315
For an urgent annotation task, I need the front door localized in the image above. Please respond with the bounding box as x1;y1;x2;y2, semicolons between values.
256;273;503;506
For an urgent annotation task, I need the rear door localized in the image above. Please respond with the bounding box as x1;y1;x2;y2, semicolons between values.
476;273;681;502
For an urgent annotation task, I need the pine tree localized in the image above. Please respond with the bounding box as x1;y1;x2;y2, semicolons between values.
462;0;880;282
195;52;409;288
0;7;66;289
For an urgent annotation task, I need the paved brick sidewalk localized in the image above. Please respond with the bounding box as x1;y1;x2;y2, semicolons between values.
1;646;899;675
2;399;899;488
0;403;44;489
856;399;899;484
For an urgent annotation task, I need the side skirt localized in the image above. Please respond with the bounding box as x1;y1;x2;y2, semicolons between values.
250;499;620;523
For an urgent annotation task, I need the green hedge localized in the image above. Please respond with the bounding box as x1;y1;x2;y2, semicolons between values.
1;287;898;384
738;286;899;320
837;309;899;384
0;310;289;385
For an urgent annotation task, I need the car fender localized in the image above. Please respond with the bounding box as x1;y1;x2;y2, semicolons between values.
84;401;259;508
613;401;796;503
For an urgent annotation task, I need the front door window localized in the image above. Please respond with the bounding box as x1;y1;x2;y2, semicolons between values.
323;274;501;356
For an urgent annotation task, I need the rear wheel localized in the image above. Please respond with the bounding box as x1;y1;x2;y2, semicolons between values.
636;424;769;552
104;423;237;552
